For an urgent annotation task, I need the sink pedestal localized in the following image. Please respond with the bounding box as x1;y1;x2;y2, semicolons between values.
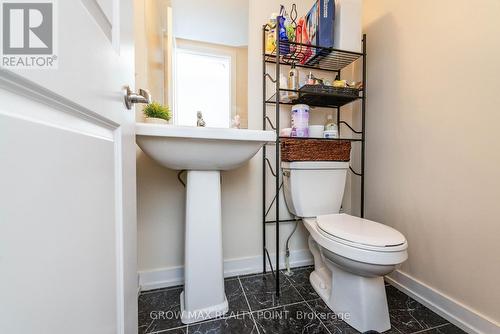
180;170;228;324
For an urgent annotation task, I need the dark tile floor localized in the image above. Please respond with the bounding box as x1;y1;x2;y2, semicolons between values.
138;266;468;334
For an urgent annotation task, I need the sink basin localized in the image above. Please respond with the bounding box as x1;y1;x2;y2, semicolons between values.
135;123;275;324
136;123;275;170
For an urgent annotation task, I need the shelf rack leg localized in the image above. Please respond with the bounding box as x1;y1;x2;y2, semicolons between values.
361;34;367;218
262;26;267;274
275;28;281;299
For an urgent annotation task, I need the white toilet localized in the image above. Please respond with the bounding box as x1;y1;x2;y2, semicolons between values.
282;161;408;333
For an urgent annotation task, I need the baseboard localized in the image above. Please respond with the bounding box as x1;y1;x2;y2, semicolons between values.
387;270;499;334
138;249;313;291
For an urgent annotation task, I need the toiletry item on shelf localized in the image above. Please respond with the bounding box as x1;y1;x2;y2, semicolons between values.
314;78;324;85
309;125;325;138
295;17;312;64
291;104;310;137
288;65;299;100
265;13;278;53
305;1;319;56
334;0;362;52
283;6;295;43
280;74;291;103
277;6;290;54
347;81;363;89
333;80;348;88
323;129;339;139
325;114;336;130
306;72;315;85
280;128;292;137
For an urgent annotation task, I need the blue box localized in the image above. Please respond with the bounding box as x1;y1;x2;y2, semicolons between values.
318;0;335;47
305;0;335;64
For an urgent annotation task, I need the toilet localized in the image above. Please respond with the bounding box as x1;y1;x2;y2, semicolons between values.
282;161;408;333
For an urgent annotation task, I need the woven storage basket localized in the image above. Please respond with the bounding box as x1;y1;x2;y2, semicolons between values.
281;138;351;161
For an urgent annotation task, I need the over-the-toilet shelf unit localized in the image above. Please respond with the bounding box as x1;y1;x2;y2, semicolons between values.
262;26;367;297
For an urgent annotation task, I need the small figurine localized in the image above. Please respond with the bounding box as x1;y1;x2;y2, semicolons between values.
231;114;241;129
196;111;206;127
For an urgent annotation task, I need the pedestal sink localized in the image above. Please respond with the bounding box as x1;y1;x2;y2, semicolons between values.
136;123;275;324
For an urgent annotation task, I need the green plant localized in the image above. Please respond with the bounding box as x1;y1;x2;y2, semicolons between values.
143;102;172;121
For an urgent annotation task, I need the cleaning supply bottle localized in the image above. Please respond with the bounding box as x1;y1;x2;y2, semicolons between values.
265;13;278;53
277;14;290;54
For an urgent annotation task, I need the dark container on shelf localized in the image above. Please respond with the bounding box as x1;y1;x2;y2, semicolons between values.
293;84;360;107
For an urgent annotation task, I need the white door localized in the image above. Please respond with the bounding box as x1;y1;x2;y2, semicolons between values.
0;1;137;333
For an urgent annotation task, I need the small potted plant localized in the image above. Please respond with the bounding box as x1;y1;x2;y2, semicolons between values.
143;102;172;124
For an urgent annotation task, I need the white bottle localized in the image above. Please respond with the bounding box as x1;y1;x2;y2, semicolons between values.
287;65;299;100
325;115;336;130
324;115;339;138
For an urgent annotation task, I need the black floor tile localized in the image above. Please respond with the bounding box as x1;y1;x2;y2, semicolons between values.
385;285;449;334
253;302;329;334
282;266;319;301
417;323;468;334
385;285;422;311
188;313;258;334
138;287;184;334
225;278;250;316
239;272;303;311
306;298;360;334
389;305;449;334
138;269;462;334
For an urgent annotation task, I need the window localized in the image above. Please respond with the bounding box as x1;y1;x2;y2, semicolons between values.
174;48;232;128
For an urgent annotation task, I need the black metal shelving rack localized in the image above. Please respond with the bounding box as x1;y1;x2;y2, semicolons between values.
262;26;367;297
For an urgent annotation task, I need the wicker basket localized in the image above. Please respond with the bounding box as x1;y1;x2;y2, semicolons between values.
281;138;351;162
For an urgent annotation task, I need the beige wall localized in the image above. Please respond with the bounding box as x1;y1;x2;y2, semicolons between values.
135;0;314;274
363;0;500;324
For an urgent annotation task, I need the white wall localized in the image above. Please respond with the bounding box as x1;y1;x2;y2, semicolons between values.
172;0;249;47
363;0;500;326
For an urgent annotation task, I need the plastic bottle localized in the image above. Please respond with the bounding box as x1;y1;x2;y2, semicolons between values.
287;65;299;100
325;114;336;130
291;104;310;137
324;115;339;138
265;13;278;54
277;15;290;54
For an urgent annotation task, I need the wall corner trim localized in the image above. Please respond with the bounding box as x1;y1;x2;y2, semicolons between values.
387;270;500;334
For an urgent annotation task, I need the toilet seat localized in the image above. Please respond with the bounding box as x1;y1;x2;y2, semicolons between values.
317;213;406;250
303;216;408;266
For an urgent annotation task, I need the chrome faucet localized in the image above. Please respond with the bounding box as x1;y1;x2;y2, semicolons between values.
196;111;206;127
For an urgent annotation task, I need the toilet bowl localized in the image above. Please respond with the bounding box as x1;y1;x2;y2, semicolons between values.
282;161;408;333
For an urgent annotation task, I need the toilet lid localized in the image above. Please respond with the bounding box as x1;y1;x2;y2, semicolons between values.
317;214;406;248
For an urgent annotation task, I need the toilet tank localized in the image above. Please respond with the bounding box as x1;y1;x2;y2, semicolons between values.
282;161;349;218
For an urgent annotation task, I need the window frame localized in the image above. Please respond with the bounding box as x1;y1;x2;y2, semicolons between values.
172;39;237;128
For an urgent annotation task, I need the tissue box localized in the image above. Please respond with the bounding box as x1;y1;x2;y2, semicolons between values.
305;0;335;64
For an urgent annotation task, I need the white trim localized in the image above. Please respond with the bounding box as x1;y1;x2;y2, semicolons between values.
138;249;313;291
0;69;118;129
386;270;500;334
